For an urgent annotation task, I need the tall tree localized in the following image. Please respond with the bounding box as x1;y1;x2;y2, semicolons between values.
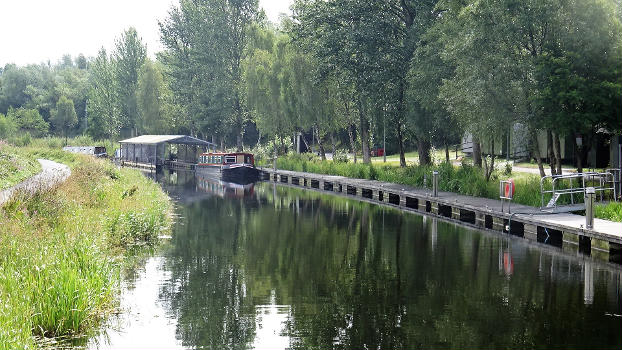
159;0;259;150
437;0;551;177
137;59;171;134
6;107;49;137
293;0;438;165
114;27;146;137
51;96;77;143
0;64;32;113
87;48;121;139
533;0;622;172
408;8;461;165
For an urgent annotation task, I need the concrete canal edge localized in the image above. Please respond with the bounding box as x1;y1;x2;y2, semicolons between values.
0;159;71;206
260;168;622;264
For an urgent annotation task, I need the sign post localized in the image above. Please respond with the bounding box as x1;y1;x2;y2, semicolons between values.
585;187;595;230
500;179;515;213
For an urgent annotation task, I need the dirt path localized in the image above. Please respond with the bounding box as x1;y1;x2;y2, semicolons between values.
0;159;71;206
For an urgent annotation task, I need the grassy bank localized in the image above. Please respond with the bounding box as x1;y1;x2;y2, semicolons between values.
0;152;172;349
594;202;622;222
0;143;42;190
271;154;621;222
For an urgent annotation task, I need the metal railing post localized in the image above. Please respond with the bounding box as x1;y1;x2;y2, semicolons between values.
433;171;439;197
585;187;595;230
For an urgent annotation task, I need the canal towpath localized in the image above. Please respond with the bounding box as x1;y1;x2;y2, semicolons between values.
0;159;71;206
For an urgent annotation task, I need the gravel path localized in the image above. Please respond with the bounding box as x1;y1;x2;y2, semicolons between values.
0;159;71;206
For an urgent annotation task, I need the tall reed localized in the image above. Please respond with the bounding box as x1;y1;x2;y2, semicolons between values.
0;153;172;348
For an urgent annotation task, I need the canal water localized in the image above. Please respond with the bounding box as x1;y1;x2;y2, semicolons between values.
87;171;622;349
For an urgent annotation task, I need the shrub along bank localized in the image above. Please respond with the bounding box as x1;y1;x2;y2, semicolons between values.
0;143;42;190
271;154;620;222
0;153;172;349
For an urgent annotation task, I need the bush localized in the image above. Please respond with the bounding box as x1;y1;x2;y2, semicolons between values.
8;133;31;147
594;202;622;222
333;149;349;163
504;162;513;175
0;114;17;139
0;143;41;190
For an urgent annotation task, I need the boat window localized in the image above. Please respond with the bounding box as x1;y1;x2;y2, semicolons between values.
216;156;222;163
225;156;236;164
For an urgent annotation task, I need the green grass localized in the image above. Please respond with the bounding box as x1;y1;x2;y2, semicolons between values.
0;143;42;190
272;153;616;220
513;161;575;170
594;202;622;222
0;151;172;348
365;149;466;166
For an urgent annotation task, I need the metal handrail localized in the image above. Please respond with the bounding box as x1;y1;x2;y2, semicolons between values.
540;171;617;208
606;168;621;199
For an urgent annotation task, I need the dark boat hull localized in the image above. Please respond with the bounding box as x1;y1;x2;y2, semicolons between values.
196;164;260;185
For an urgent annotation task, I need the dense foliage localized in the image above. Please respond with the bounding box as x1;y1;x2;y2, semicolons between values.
0;0;619;171
0;143;41;190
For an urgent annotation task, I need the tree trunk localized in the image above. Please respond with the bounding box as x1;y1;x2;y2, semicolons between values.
576;146;584;173
396;81;407;168
330;132;336;158
300;131;311;153
348;124;357;164
552;132;562;175
236;130;243;152
358;98;371;164
575;135;588;174
279;134;285;156
487;138;496;181
547;130;556;176
315;125;326;161
417;138;431;166
445;143;450;163
397;119;406;167
472;135;482;167
531;131;546;178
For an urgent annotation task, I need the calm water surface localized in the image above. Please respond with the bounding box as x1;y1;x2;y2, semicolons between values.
87;171;622;349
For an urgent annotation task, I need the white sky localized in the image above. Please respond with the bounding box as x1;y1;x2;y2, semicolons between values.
0;0;293;67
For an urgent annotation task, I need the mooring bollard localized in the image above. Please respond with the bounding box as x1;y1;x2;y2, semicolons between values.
585;187;595;229
433;171;439;197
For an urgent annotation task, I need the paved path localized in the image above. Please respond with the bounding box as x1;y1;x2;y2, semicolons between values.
0;159;71;206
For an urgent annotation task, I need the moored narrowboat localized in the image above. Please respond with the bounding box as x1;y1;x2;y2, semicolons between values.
196;174;255;198
196;152;260;184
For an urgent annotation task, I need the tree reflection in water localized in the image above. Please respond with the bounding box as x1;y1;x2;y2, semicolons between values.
157;182;621;349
